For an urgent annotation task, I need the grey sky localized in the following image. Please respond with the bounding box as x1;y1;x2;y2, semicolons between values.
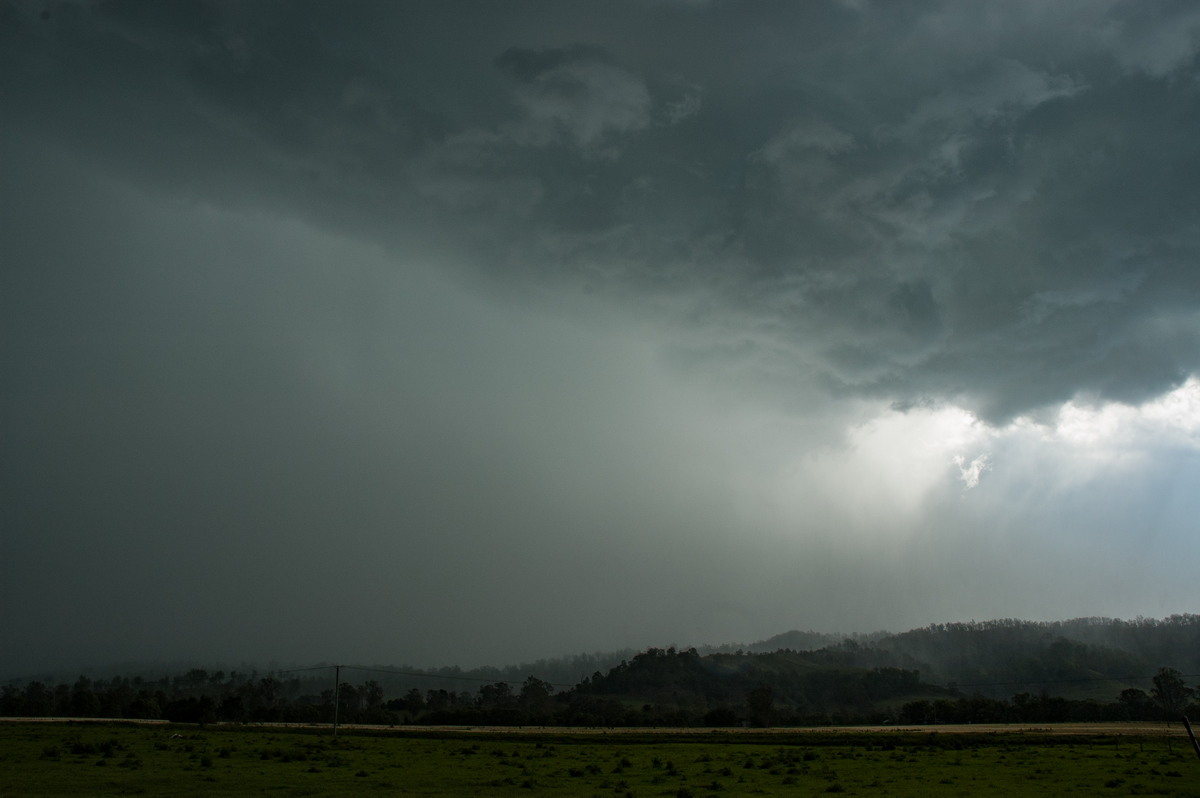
2;0;1199;677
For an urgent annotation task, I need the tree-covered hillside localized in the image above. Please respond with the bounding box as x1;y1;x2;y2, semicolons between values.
813;614;1200;699
3;615;1196;727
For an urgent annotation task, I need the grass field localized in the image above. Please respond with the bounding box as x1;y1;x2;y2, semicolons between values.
2;721;1197;796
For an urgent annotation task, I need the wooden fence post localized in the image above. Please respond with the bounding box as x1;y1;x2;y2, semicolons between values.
1182;717;1200;762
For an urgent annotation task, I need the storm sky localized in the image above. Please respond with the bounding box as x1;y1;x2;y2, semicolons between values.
3;0;1200;677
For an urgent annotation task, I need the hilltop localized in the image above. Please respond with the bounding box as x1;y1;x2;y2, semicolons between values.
3;615;1196;726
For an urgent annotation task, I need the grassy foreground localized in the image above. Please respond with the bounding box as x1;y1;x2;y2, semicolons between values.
1;721;1197;797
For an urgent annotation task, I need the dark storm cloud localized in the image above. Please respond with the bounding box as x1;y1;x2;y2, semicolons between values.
4;1;1200;674
7;0;1199;422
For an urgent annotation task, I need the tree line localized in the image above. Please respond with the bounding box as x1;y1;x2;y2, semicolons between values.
896;667;1197;725
2;649;1195;728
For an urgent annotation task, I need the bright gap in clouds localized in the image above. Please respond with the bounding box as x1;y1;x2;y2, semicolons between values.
1055;378;1200;447
757;377;1200;546
718;378;1199;636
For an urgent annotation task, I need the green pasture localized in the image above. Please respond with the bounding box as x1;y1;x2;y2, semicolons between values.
1;722;1197;797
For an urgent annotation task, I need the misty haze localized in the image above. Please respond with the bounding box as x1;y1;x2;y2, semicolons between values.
2;1;1199;683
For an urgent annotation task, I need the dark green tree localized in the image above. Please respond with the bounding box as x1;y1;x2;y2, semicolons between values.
518;676;555;721
126;692;161;719
746;687;774;727
183;669;209;689
1117;688;1155;720
362;680;386;722
336;682;360;721
425;689;450;712
477;681;513;709
519;676;554;704
219;694;245;722
0;685;22;715
51;684;71;715
22;682;52;716
1150;667;1194;719
70;677;101;717
402;688;425;714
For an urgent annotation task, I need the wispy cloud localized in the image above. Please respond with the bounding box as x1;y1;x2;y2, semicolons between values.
954;454;992;490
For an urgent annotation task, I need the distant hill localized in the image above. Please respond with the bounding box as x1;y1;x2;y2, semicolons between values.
5;615;1196;727
572;646;944;724
700;629;845;654
850;615;1199;699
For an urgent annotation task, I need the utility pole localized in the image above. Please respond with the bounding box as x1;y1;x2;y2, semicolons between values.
332;665;342;737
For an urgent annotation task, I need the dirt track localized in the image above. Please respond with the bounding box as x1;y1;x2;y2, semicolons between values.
408;721;1190;737
2;718;1190;737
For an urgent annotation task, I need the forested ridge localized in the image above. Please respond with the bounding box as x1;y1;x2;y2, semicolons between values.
4;615;1197;727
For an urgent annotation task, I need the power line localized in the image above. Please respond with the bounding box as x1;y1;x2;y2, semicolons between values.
942;673;1200;690
278;663;576;689
279;664;1197;694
